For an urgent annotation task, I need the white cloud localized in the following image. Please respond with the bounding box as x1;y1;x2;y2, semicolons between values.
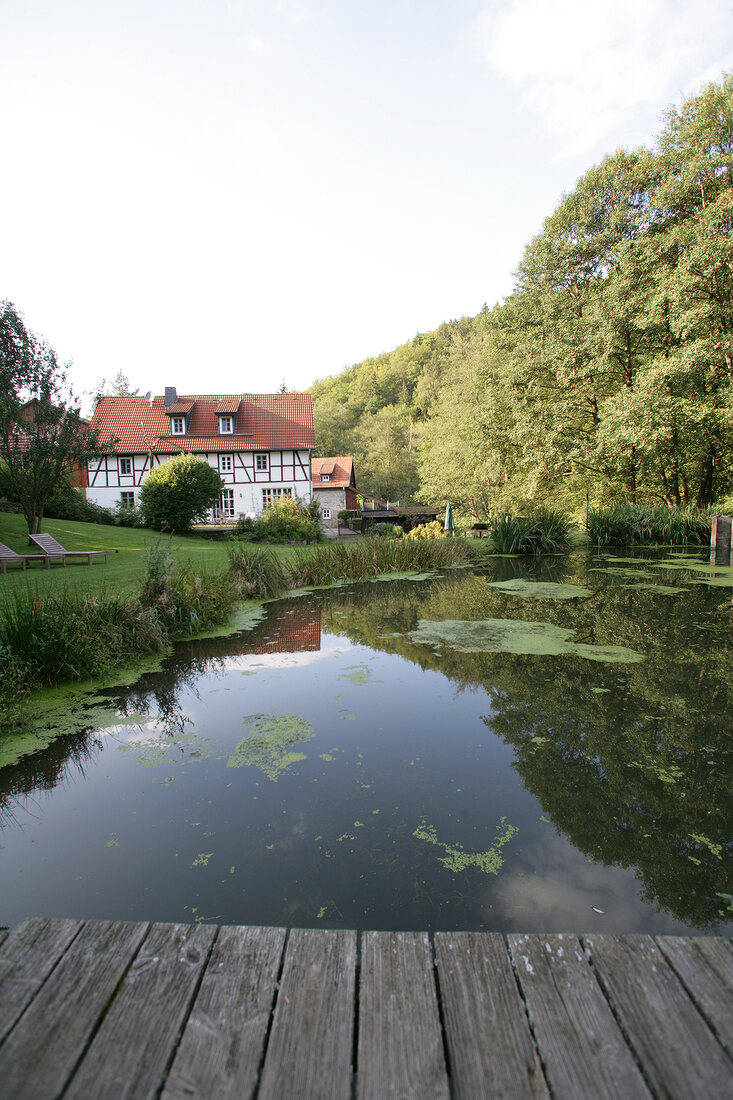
478;0;733;155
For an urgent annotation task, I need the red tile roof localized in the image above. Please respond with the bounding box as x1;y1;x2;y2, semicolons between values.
311;456;354;488
90;393;315;453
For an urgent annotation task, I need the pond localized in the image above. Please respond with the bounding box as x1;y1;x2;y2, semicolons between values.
1;549;731;935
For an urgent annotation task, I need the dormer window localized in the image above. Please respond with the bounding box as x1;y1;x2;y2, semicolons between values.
321;473;330;481
219;415;234;434
171;417;186;435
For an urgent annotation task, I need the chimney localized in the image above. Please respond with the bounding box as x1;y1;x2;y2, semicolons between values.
164;387;178;407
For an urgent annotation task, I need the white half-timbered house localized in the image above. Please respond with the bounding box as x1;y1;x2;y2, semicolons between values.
87;388;315;520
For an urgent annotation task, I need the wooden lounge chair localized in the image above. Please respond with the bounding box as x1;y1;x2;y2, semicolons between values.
0;541;49;573
28;533;108;567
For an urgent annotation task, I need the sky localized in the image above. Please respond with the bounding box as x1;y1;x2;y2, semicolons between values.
2;0;733;410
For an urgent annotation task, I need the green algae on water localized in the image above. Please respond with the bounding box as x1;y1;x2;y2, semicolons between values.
340;665;371;685
413;817;518;875
226;712;314;781
407;618;644;663
488;579;590;599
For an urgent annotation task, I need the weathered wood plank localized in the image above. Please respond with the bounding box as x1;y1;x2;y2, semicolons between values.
435;932;547;1099
508;933;651;1100
65;921;217;1100
357;930;449;1100
656;935;733;1061
0;918;149;1100
585;933;733;1100
0;916;82;1045
162;924;286;1100
258;927;356;1100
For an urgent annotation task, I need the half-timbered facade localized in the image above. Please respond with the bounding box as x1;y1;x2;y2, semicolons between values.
311;456;358;536
87;389;315;520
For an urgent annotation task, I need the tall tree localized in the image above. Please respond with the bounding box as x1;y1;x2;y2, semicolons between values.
0;302;111;533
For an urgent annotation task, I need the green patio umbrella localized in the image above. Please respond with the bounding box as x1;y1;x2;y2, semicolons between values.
444;503;455;534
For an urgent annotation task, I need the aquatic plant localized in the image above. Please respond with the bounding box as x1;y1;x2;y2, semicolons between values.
140;535;231;634
488;508;573;555
228;543;289;599
287;536;469;588
0;590;165;689
587;503;713;546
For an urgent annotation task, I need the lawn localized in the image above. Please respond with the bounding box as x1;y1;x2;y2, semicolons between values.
0;514;298;606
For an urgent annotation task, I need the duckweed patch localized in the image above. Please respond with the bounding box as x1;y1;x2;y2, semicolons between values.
488;579;590;600
119;731;215;768
407;618;644;663
340;666;371;686
226;712;314;781
413;817;518;875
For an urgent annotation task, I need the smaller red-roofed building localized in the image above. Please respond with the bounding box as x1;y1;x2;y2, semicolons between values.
311;456;358;536
87;389;315;520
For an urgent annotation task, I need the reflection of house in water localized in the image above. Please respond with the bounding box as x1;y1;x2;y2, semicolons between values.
239;603;322;656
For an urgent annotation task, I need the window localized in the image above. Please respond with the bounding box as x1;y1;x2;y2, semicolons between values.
119;457;132;476
255;453;268;471
120;491;135;507
220;489;235;518
321;473;330;482
171;417;185;434
322;508;331;519
219;416;233;434
262;487;292;508
220;454;233;473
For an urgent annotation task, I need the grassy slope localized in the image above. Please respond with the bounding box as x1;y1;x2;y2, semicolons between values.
0;515;298;606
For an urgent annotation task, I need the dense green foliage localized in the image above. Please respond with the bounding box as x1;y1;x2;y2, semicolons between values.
310;77;733;518
488;508;573;555
0;302;111;534
229;535;470;598
233;495;321;543
139;453;223;532
0;591;165;690
587;503;713;546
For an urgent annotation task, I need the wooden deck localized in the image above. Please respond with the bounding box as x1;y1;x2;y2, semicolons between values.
0;919;731;1099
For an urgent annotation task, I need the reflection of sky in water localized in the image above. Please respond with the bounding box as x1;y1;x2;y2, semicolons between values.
0;553;731;935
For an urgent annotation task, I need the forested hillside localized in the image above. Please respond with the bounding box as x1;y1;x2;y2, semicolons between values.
310;76;733;518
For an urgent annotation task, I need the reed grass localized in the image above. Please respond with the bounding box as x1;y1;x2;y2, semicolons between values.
488;508;573;555
587;503;713;546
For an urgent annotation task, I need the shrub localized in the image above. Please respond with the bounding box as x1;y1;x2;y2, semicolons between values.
406;521;445;540
139;453;223;533
587;503;712;546
233;496;321;543
114;500;145;527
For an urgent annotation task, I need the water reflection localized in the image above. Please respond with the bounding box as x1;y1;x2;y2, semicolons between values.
0;553;731;933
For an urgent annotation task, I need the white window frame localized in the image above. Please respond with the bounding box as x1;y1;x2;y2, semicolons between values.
255;452;268;471
262;487;292;508
321;473;330;482
220;488;235;518
219;454;233;473
171;416;185;435
219;416;233;434
322;508;332;519
120;491;135;507
119;457;132;476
